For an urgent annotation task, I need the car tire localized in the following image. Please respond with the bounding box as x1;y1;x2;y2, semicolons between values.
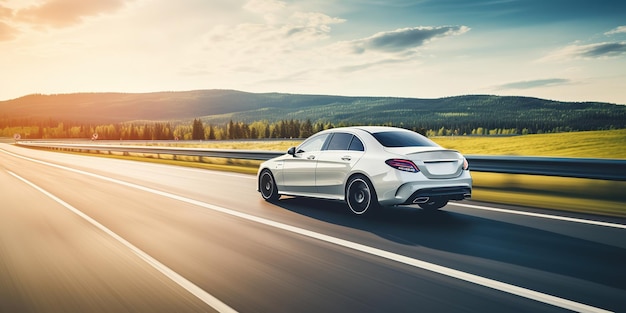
259;169;280;202
346;175;379;215
418;198;448;211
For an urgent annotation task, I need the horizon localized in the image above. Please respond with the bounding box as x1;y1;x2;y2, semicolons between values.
1;0;625;104
4;89;625;106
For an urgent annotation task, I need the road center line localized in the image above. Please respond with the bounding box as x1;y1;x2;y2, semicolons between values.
2;149;613;313
7;170;238;313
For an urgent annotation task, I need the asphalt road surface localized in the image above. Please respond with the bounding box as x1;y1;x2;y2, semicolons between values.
1;143;625;313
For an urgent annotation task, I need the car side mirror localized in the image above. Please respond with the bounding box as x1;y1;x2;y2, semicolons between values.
287;146;296;156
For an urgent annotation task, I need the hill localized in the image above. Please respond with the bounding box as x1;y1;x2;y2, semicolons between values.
1;90;625;134
0;90;363;124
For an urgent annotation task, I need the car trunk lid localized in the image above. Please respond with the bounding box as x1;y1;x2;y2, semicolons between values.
386;147;465;179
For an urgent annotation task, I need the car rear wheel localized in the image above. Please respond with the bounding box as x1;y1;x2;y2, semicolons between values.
418;198;448;211
259;169;280;202
346;175;379;215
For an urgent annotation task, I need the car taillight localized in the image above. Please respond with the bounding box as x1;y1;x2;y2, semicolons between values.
463;158;469;170
385;159;420;173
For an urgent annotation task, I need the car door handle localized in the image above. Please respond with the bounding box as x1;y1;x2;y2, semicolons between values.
341;156;352;161
307;155;316;160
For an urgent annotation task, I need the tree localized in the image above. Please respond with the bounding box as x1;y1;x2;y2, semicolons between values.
143;124;152;140
264;124;270;138
192;119;205;140
207;124;215;140
300;119;313;138
227;120;235;139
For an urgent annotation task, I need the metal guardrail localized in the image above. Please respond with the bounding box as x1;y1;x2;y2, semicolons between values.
15;141;626;181
16;141;285;160
467;155;626;181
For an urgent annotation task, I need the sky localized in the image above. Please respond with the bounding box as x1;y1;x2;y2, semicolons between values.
1;0;625;104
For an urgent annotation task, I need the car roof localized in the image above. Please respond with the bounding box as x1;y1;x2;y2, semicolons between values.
334;126;412;134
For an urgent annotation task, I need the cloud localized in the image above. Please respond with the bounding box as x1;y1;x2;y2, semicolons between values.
0;4;13;18
580;42;626;57
243;0;286;15
14;0;130;28
0;21;18;41
496;78;571;90
336;58;409;73
318;25;471;76
204;2;344;55
194;0;347;86
605;26;626;35
284;12;345;41
345;26;470;54
0;5;17;41
541;42;626;61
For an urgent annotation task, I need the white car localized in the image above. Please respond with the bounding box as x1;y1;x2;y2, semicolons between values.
257;126;472;215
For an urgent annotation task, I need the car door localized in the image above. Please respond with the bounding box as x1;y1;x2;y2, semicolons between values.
315;133;365;198
281;133;329;194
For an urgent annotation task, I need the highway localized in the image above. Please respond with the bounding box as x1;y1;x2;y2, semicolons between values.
1;143;624;313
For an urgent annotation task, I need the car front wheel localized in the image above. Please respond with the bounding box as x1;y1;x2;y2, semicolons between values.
346;175;379;215
259;169;280;202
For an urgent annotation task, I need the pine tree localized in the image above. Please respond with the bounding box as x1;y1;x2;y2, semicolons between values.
192;119;205;140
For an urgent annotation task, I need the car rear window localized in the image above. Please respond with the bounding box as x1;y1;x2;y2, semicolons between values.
371;131;438;148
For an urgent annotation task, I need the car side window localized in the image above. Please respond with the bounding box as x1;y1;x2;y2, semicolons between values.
348;136;365;151
297;134;329;153
325;133;353;151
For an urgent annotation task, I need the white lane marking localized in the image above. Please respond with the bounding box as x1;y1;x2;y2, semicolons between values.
451;203;626;229
2;149;614;313
7;171;237;313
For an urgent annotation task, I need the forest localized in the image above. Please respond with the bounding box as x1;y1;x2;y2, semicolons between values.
1;90;625;140
1;117;621;141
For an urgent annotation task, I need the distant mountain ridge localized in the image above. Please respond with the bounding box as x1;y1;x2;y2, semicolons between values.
1;89;625;133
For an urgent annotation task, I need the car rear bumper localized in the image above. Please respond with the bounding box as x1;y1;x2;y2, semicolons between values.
376;171;472;206
404;186;471;204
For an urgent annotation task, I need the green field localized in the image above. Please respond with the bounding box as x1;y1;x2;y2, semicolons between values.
432;129;626;159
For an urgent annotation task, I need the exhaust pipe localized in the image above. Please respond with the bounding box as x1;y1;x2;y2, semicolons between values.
464;194;471;199
413;197;430;204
